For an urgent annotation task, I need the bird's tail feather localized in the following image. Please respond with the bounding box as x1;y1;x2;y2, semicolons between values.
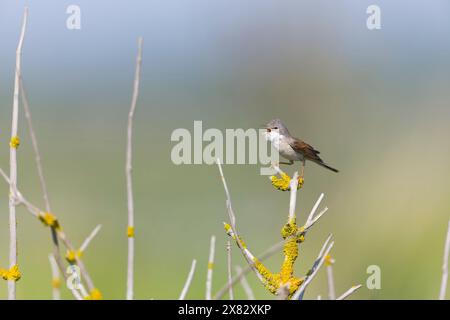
316;161;339;173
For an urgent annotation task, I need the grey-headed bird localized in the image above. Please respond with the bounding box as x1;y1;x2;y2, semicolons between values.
264;118;338;178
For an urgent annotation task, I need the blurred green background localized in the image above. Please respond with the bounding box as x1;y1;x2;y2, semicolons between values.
0;0;450;299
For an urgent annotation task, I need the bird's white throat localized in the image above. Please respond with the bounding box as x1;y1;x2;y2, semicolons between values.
264;130;283;150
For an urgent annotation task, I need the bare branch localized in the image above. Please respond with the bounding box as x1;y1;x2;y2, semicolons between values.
126;36;143;300
288;172;299;223
226;241;234;300
205;235;216;300
7;6;28;300
235;266;255;300
291;235;334;300
79;225;102;253
19;78;51;212
20;77;69;298
48;254;61;300
179;259;197;300
216;159;267;287
439;220;450;300
337;284;362;300
326;264;336;300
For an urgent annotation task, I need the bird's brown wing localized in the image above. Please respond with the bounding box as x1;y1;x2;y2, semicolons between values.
289;138;339;173
289;138;322;162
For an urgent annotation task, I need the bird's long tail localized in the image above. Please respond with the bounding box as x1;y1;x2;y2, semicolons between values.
316;161;339;173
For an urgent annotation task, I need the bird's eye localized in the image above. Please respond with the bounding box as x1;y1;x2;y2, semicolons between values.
273;127;278;130
266;128;271;133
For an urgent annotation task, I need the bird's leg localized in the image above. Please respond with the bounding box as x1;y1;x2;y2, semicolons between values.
300;160;305;180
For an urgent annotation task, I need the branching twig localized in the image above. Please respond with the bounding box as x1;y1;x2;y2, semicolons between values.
337;284;362;300
125;36;143;301
206;235;216;300
179;259;197;300
7;6;28;300
439;220;450;300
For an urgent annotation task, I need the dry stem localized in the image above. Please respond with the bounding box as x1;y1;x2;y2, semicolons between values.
439;220;450;300
179;259;197;300
7;6;28;300
205;235;216;300
125;36;143;300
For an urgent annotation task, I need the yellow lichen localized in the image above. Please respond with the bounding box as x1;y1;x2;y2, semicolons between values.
280;237;298;282
281;221;297;239
0;265;21;281
324;254;335;267
127;226;134;238
271;173;304;191
253;258;279;294
38;212;61;230
65;250;82;264
207;262;214;270
51;278;61;288
223;223;232;233
9;136;20;149
85;288;103;300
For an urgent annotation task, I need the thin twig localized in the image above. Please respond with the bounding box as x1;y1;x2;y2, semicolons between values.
19;78;51;213
71;288;83;300
20;77;68;297
306;193;324;226
288;172;299;223
235;266;255;300
226;241;234;300
216;159;267;287
7;6;28;300
291;235;334;300
48;254;61;300
439;220;450;300
326;263;336;300
79;225;102;253
179;259;197;300
206;235;216;300
126;36;143;300
336;284;362;300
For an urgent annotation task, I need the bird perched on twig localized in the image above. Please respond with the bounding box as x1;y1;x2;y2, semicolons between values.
264;118;338;179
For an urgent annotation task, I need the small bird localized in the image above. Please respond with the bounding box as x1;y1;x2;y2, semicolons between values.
264;119;338;178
